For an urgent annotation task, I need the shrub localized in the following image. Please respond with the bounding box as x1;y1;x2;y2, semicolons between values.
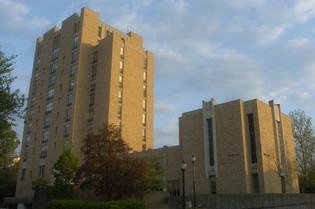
48;199;147;209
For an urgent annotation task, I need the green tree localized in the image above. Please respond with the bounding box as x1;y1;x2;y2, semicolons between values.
139;155;165;195
76;124;146;200
0;127;19;169
0;159;19;206
0;49;25;130
0;49;24;204
289;109;315;192
52;148;78;198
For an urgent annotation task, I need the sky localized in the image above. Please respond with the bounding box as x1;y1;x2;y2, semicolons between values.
1;0;315;149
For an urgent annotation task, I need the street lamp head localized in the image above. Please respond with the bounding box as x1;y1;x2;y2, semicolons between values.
191;155;196;162
180;160;187;170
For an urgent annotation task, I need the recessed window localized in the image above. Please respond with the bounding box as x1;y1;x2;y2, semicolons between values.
67;93;73;106
51;62;57;73
44;116;51;129
53;48;59;60
69;79;74;91
46;102;53;113
247;113;257;164
47;88;54;100
70;65;76;77
39;165;46;177
43;130;49;144
72;51;77;63
64;124;70;137
49;75;56;87
73;35;78;49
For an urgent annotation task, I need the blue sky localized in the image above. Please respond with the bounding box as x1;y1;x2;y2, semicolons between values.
1;0;315;149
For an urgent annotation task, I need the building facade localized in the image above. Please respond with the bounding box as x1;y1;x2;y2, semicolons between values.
149;99;299;197
16;7;153;199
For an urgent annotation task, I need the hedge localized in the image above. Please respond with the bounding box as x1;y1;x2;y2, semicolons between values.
48;199;147;209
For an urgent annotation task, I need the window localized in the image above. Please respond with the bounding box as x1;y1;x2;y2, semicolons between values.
21;169;26;181
51;62;57;73
44;116;51;128
64;124;70;137
90;82;96;92
120;47;124;56
142;128;146;138
89;94;95;106
88;108;94;122
91;64;97;78
49;75;56;87
252;173;260;193
74;22;80;34
47;88;54;100
118;104;122;118
93;51;98;63
210;175;217;194
72;51;77;63
247;114;257;164
46;102;53;114
36;58;41;68
119;75;123;83
31;96;35;107
70;65;76;77
40;149;47;159
23;149;28;162
25;136;30;147
98;26;102;37
143;71;147;81
143;100;146;110
67;93;73;106
34;73;38;81
69;79;74;91
120;61;123;69
53;48;59;60
73;35;78;49
142;114;146;125
207;118;215;166
29;110;33;120
118;91;122;99
39;165;46;177
27;123;32;134
65;108;71;122
43;130;49;143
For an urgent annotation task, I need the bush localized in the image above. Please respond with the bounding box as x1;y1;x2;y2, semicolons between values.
48;199;147;209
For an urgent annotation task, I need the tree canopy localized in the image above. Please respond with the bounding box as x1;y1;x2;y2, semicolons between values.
76;124;146;200
52;148;78;198
0;50;25;130
289;109;315;193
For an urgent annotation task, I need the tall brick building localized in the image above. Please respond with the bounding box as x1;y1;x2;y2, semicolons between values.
16;7;153;199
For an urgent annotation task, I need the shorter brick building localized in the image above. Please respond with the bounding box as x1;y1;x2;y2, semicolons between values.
142;98;299;197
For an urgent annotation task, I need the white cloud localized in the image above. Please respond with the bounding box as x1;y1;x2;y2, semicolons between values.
0;0;50;36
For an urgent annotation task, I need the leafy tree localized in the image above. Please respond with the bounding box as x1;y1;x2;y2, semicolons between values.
0;127;19;169
289;109;315;192
0;49;25;130
76;124;146;200
139;155;165;195
0;49;24;204
52;148;78;198
0;159;19;206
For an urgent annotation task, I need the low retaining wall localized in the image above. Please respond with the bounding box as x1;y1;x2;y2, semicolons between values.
168;194;315;209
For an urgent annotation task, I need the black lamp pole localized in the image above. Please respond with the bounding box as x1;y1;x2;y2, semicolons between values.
191;155;196;209
181;160;187;209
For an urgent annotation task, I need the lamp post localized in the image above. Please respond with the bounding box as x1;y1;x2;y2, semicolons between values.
191;155;196;209
180;160;187;209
